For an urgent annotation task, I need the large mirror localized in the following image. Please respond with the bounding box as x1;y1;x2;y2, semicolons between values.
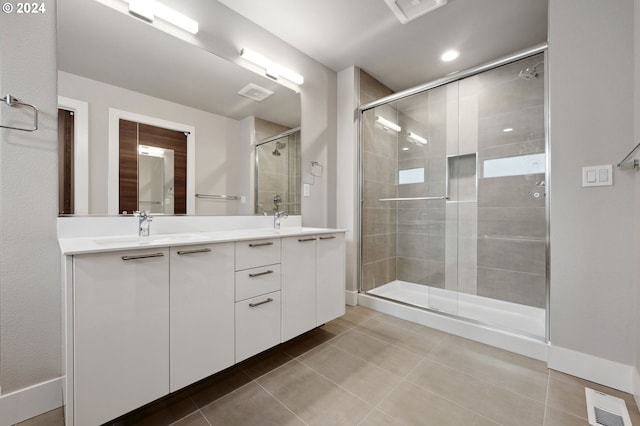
57;0;301;216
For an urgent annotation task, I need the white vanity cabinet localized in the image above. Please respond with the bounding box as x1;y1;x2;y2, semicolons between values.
234;238;282;362
281;235;317;341
316;233;346;325
169;243;234;392
73;249;170;426
63;228;346;425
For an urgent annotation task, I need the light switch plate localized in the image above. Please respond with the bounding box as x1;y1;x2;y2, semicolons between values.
582;165;613;187
303;183;310;197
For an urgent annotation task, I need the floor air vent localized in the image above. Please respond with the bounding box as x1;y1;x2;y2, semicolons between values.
585;388;632;426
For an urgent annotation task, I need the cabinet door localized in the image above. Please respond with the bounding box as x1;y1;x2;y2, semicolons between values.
317;233;346;325
170;243;234;392
235;291;281;362
74;249;169;426
281;235;317;341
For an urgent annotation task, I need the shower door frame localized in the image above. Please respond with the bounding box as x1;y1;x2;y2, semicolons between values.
357;43;550;342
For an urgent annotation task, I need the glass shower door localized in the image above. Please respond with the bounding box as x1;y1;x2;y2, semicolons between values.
361;82;461;315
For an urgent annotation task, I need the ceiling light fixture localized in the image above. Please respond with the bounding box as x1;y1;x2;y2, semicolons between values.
441;49;460;62
407;131;428;145
123;0;199;34
503;127;514;132
240;48;304;85
375;116;401;133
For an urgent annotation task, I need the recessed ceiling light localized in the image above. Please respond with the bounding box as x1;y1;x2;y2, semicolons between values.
503;127;514;132
441;50;460;62
402;147;410;151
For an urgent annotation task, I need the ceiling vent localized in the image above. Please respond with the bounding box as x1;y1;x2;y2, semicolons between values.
384;0;447;24
237;83;274;102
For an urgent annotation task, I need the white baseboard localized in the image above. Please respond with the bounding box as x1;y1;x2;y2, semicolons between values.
345;290;358;306
548;345;634;393
0;377;63;426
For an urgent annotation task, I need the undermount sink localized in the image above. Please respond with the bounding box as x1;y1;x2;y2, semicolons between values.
94;233;209;246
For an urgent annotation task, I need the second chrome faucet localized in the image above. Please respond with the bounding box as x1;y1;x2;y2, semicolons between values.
134;210;153;236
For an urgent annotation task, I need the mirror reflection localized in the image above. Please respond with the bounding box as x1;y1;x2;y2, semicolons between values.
255;128;301;216
56;0;301;216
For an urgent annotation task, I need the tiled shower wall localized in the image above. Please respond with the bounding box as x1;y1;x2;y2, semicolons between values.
474;54;547;308
360;71;396;291
361;53;546;309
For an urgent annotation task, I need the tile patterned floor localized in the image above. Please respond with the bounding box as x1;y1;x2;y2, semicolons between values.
19;306;640;426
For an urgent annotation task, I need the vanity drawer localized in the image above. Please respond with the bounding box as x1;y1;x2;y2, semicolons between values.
235;264;281;302
235;290;281;362
235;238;281;271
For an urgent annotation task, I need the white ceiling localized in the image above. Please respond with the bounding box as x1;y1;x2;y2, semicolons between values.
217;0;548;92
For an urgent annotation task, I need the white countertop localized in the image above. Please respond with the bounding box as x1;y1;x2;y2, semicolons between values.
59;227;346;255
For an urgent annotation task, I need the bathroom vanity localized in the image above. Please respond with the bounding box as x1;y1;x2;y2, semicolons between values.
59;225;345;426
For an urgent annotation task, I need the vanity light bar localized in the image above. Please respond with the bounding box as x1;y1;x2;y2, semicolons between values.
375;116;401;133
240;48;304;85
138;145;165;157
123;0;199;34
407;131;428;145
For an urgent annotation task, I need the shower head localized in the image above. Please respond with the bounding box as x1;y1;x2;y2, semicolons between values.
275;141;286;149
518;66;539;80
518;62;543;80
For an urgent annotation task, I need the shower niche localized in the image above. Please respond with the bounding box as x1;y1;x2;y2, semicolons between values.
447;153;477;203
360;51;547;340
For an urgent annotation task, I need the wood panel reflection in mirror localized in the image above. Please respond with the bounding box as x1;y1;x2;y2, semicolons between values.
119;120;187;214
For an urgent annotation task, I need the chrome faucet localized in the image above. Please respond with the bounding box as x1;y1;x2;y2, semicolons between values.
134;210;153;237
274;210;288;230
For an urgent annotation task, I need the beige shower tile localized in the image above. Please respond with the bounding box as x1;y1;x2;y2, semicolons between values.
169;412;210;426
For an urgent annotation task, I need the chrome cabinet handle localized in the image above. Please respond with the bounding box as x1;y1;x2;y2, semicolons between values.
319;235;336;240
249;270;273;278
249;298;274;308
249;242;274;247
122;253;164;261
298;237;316;242
177;248;211;255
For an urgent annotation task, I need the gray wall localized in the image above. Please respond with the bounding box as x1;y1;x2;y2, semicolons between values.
549;0;636;364
635;0;640;405
0;0;61;393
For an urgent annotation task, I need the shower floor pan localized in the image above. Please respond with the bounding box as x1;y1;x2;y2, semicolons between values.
367;280;545;338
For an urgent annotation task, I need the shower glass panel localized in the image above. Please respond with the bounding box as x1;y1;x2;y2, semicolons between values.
360;52;547;339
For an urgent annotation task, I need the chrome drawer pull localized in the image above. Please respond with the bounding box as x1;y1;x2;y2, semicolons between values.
298;237;316;242
249;298;274;308
177;248;211;255
121;253;164;261
249;270;274;278
319;235;336;240
248;241;274;247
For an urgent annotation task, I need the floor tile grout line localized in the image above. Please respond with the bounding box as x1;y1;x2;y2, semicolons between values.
254;378;310;426
404;360;545;426
294;350;386;413
542;370;550;425
414;353;549;408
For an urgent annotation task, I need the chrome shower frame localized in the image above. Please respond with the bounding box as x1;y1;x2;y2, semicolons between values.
356;43;550;342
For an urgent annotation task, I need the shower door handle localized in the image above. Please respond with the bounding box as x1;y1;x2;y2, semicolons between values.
378;196;449;201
